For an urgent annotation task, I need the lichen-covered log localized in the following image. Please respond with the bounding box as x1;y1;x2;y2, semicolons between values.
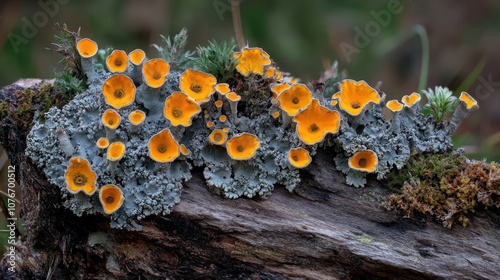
1;79;499;280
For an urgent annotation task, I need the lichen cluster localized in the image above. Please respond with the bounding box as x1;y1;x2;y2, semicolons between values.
25;29;479;230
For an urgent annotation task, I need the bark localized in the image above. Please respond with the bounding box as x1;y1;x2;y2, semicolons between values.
0;79;499;280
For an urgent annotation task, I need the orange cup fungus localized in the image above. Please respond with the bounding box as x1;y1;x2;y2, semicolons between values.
142;58;170;88
164;92;201;127
215;83;231;95
129;49;146;66
148;129;180;163
458;92;479;110
102;74;136;109
226;92;241;102
215;100;223;108
77;38;98;58
226;133;260;160
401;92;421;108
97;138;109;149
106;50;129;73
180;144;190;156
234;47;271;76
226;92;241;118
65;157;97;195
348;150;378;173
386;100;403;112
278;84;313;116
102;109;121;129
129;110;146;126
288;148;312;168
271;83;291;98
209;130;227;145
180;69;217;104
99;185;124;214
335;80;380;116
293;99;340;145
265;67;283;81
219;115;227;122
107;142;126;162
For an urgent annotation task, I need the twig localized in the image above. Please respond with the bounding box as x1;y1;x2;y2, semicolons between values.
231;0;245;49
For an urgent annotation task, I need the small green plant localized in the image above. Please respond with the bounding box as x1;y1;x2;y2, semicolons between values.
422;86;458;122
191;39;238;83
54;71;85;99
152;28;195;71
47;23;85;82
93;47;113;70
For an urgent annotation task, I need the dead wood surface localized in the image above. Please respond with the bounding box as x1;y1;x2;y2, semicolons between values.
0;79;499;280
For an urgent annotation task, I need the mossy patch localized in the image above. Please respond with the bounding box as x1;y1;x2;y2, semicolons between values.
383;153;500;228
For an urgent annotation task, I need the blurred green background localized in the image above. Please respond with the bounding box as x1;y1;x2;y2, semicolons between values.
0;1;500;250
1;0;499;161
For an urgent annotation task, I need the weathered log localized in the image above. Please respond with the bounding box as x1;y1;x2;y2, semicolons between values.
0;79;499;280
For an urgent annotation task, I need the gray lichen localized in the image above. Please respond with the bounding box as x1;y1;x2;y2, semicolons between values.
26;69;190;230
25;32;477;230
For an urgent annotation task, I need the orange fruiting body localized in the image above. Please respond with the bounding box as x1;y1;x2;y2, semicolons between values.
97;138;109;149
288;148;312;168
77;38;98;58
129;49;146;65
278;84;313;116
99;185;124;214
294;99;340;145
215;83;231;95
102;109;121;129
348;150;378;173
164;92;201;127
386;100;403;112
148;129;180;163
335;80;380;116
180;69;217;104
65;157;97;195
180;144;190;155
234;47;271;76
107;142;126;162
271;83;291;98
106;50;129;73
102;74;136;109
143;58;170;88
226;92;241;102
226;133;260;160
459;92;479;110
401;92;421;108
129;110;146;125
209;130;227;145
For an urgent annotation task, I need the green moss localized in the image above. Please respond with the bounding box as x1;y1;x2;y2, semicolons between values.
385;153;467;193
1;24;86;134
356;234;373;243
0;102;8;119
383;154;500;228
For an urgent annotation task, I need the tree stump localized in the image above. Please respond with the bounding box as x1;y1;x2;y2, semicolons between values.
0;79;499;280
